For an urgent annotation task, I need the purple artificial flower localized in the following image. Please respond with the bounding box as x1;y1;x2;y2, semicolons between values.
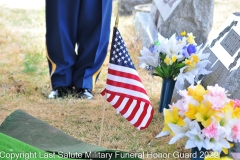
150;45;155;53
176;36;183;41
150;40;160;53
146;65;154;71
182;46;189;58
187;44;197;55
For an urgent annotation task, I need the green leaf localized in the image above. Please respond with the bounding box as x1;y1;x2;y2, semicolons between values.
154;67;165;78
159;52;166;60
152;73;163;77
161;64;171;79
174;62;185;69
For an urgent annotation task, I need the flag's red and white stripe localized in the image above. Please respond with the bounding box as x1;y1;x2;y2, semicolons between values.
101;63;154;130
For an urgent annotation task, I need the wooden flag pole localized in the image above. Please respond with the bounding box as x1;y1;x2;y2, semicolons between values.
115;13;119;28
98;13;119;146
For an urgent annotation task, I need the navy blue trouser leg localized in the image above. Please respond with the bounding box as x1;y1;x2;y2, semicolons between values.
73;0;112;90
46;0;112;91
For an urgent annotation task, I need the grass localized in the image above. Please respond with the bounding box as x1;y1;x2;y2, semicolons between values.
23;52;48;74
0;0;239;160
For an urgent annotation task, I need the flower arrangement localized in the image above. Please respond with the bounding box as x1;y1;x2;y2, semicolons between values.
156;83;240;156
138;31;211;90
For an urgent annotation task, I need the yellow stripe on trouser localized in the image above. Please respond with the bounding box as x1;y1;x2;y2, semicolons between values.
45;45;57;90
45;45;56;77
46;44;109;92
92;66;102;92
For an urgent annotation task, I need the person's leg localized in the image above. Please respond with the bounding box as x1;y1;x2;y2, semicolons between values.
46;0;81;93
73;0;112;94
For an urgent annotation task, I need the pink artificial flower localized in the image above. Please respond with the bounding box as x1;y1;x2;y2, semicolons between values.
234;99;240;109
178;89;189;99
203;122;219;140
174;89;200;116
232;123;240;142
171;98;187;117
204;84;229;110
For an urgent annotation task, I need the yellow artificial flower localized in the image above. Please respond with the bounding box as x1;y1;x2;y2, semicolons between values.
181;30;186;36
186;61;196;71
233;107;240;118
222;148;229;155
195;102;217;127
187;84;208;102
187;32;196;44
164;56;172;65
192;54;199;63
185;103;198;119
162;107;185;135
221;100;240;119
225;100;240;118
222;143;234;155
184;55;200;72
185;59;192;65
172;55;177;63
222;100;234;114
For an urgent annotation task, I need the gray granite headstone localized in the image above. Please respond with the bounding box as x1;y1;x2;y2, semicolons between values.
150;0;214;45
201;12;240;99
134;12;158;48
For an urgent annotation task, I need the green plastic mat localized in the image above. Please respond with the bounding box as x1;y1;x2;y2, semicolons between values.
0;133;74;160
0;110;141;160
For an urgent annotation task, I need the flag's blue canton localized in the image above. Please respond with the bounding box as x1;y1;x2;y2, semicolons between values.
110;28;135;69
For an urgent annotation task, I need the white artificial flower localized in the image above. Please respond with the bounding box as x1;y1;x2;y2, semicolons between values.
203;137;230;153
175;48;211;90
175;66;195;90
185;120;204;151
157;33;165;42
218;111;238;142
158;34;185;60
155;131;170;138
138;47;159;67
192;48;211;76
201;118;230;153
168;118;191;144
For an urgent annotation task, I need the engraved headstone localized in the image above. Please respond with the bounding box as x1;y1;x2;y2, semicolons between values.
201;12;240;99
150;0;214;44
153;0;182;21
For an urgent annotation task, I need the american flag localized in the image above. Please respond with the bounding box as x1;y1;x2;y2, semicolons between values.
101;27;154;130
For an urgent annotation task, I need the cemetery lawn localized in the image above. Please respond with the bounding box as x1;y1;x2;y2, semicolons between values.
0;1;239;160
